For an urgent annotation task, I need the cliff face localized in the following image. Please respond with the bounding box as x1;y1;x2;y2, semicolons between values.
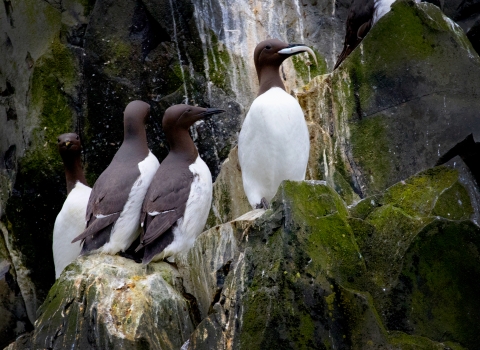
0;1;344;336
2;0;480;348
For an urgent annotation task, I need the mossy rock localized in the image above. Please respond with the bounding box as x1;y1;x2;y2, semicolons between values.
30;255;194;350
4;35;81;312
184;180;465;349
346;166;478;348
383;219;480;349
298;0;480;198
350;166;474;290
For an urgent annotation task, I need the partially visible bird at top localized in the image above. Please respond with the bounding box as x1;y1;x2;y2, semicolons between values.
53;133;91;278
238;38;316;209
135;104;225;264
334;0;397;69
72;100;160;255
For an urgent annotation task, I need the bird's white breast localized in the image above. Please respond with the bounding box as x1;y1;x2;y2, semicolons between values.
53;182;91;278
101;151;160;254
159;155;212;259
238;87;310;207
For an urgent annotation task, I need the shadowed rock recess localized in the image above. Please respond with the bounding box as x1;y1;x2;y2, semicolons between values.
2;0;480;349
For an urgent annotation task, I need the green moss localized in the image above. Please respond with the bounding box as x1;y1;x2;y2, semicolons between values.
388;331;466;349
347;217;374;254
364;204;433;288
24;0;61;28
78;0;96;16
29;36;77;167
344;0;435;79
349;115;393;194
432;181;473;220
383;167;459;217
103;40;134;77
273;181;366;288
348;195;382;220
385;220;480;349
205;30;233;92
291;48;327;82
277;181;349;219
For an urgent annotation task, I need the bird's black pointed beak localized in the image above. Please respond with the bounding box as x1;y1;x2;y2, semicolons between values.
196;108;226;120
278;44;317;65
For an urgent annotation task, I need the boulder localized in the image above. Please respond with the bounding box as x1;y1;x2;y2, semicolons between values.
26;255;194;349
7;168;477;349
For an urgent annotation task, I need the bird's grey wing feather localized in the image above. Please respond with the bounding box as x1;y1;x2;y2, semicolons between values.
79;161;141;249
137;165;193;252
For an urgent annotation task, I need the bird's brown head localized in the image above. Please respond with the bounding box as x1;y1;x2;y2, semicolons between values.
253;39;317;72
123;100;151;140
162;104;225;132
57;133;82;156
162;104;225;153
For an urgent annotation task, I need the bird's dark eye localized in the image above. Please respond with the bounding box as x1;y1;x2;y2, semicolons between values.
266;45;272;50
57;139;60;142
187;109;192;112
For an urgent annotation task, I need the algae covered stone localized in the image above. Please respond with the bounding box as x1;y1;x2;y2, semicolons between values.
348;166;479;349
184;180;465;349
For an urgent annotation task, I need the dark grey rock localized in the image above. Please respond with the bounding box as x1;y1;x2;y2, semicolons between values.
298;0;480;200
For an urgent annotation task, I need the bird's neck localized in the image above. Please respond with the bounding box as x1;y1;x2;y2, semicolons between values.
168;129;199;163
62;155;88;195
257;65;285;96
124;119;148;144
121;120;149;158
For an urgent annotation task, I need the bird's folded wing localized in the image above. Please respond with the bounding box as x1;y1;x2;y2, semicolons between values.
72;212;120;243
85;165;141;223
138;168;193;250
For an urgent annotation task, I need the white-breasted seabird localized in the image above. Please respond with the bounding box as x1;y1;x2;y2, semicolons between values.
135;104;225;264
238;39;315;209
53;133;91;278
72;100;160;255
334;0;410;69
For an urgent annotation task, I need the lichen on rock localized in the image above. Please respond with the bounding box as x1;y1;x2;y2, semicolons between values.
31;255;194;350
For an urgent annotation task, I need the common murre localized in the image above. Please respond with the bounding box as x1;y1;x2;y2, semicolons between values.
238;38;314;209
136;104;225;264
72;100;160;255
